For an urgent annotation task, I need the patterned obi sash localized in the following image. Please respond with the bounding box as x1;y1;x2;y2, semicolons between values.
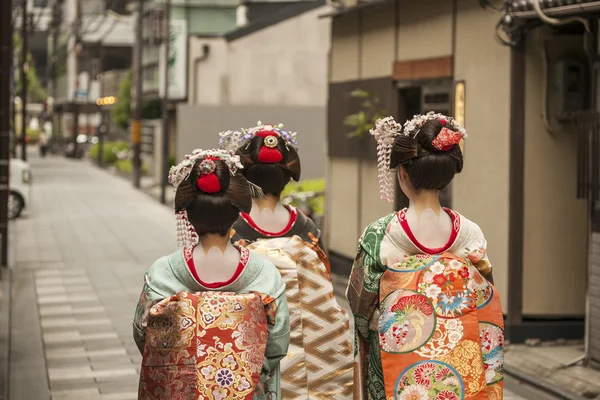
246;236;354;399
138;291;271;400
379;253;504;400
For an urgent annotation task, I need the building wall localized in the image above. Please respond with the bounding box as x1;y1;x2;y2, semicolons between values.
453;0;511;311
522;29;587;316
188;37;229;106
189;7;331;107
396;0;452;61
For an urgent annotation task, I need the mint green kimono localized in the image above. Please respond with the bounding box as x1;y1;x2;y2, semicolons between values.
133;248;291;400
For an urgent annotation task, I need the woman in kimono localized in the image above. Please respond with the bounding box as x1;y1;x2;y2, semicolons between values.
219;123;354;399
133;149;290;400
347;113;503;400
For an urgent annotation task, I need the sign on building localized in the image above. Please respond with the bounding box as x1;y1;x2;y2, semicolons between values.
158;19;188;100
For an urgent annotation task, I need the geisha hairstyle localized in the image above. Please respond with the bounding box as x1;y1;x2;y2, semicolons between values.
390;119;464;190
171;152;252;240
371;113;466;202
235;127;301;197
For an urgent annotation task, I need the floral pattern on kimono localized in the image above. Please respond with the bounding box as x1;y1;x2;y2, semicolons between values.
346;209;502;400
139;291;270;400
133;247;290;400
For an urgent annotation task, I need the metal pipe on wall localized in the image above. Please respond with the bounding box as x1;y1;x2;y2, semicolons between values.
160;0;171;205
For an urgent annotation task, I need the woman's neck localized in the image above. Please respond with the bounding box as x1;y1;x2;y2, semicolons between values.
252;194;281;212
409;190;442;216
199;232;231;253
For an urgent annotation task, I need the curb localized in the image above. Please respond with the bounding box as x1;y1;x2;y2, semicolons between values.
504;365;591;400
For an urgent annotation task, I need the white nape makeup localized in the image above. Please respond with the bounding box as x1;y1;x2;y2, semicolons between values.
405;203;453;249
192;241;240;284
249;199;290;233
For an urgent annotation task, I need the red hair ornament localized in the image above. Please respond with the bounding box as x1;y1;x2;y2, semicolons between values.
196;158;221;193
256;131;283;163
432;127;462;151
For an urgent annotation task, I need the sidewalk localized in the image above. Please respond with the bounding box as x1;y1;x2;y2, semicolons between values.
10;153;176;400
505;342;600;400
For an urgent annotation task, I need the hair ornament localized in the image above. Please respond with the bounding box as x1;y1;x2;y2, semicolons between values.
432;127;463;151
218;121;298;152
370;116;403;203
196;158;221;194
403;111;467;140
168;149;243;190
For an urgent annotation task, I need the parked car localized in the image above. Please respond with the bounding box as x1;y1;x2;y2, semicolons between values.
9;158;31;219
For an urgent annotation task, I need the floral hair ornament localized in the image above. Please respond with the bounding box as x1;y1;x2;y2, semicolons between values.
218;121;298;153
403;111;467;141
168;149;246;248
432;127;463;151
370;116;403;203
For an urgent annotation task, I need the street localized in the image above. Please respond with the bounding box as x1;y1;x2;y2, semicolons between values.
6;153;554;399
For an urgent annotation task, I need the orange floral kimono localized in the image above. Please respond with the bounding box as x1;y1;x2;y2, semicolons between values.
347;209;503;400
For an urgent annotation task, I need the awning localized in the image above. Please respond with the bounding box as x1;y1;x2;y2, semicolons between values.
318;0;394;19
508;0;600;19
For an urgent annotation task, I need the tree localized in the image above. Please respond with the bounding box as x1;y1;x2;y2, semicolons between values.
112;69;132;130
13;34;47;103
343;89;386;139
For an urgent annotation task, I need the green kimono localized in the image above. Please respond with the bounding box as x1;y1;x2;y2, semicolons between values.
133;247;291;400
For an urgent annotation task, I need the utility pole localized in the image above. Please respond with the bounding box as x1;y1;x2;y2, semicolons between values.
132;0;144;188
96;41;104;166
160;0;171;205
20;0;30;161
0;0;13;266
71;0;81;158
51;0;63;154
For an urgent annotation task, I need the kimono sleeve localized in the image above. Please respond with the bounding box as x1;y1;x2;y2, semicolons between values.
346;244;386;341
463;223;493;278
132;272;168;354
261;286;290;398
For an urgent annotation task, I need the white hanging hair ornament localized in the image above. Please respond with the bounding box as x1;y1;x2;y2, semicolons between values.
218;121;298;152
371;112;467;203
168;149;246;248
370;116;403;203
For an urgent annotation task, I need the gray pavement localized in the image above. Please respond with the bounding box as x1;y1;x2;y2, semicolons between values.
8;152;540;399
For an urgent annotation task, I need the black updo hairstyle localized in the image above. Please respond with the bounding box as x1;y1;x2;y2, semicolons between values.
174;159;252;236
236;135;301;197
390;119;464;190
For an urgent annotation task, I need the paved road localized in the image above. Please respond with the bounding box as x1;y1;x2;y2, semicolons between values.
8;153;546;399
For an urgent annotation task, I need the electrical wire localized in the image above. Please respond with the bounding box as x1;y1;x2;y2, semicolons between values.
532;0;591;33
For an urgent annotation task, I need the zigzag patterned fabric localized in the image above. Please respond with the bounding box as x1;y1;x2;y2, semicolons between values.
247;236;354;399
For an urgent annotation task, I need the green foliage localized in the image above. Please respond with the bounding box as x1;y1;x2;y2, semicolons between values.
114;159;148;175
13;34;47;102
344;89;386;139
168;154;177;168
281;178;325;215
112;69;132;130
89;141;130;165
